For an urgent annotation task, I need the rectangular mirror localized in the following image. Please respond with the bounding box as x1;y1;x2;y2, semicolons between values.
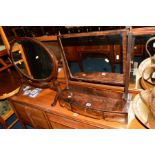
130;32;155;86
60;31;126;86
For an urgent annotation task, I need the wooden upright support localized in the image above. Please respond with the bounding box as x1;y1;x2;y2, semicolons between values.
0;26;10;52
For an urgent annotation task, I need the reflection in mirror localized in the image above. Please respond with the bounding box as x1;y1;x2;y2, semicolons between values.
41;41;61;63
11;39;53;80
61;34;124;85
134;34;155;62
130;34;155;87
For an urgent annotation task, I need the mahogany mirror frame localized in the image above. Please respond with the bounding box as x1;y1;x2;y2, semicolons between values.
9;37;58;88
58;29;128;87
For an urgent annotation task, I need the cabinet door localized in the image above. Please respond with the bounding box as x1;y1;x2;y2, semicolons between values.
26;106;51;129
13;102;51;129
12;102;31;126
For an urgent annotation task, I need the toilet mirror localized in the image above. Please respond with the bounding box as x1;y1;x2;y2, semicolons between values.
130;29;155;89
59;31;127;86
10;37;58;86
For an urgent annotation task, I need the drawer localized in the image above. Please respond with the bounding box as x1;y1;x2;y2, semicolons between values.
50;121;72;129
46;113;99;129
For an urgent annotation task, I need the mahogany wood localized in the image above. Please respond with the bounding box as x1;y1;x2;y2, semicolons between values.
58;29;130;123
10;37;58;83
12;102;51;128
34;36;57;42
74;72;124;86
62;29;126;38
9;37;60;106
9;88;127;129
9;28;155;128
131;27;155;36
47;112;98;129
59;85;128;123
8;68;145;129
59;30;127;86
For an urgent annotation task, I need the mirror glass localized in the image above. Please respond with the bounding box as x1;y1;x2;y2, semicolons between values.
11;39;53;80
61;34;124;85
130;34;155;85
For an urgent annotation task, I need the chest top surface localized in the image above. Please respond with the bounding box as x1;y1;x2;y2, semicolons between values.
9;88;127;129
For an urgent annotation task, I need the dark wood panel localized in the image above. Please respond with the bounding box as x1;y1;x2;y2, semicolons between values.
59;86;128;124
74;72;124;86
62;29;126;38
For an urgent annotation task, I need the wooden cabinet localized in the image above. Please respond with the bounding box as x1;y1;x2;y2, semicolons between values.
11;100;101;129
11;102;51;129
9;88;129;129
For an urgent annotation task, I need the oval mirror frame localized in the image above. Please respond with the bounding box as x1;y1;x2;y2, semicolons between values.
9;37;58;85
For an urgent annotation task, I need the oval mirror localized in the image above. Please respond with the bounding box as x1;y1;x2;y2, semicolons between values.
9;37;58;84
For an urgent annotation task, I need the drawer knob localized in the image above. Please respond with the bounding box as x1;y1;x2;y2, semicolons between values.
86;102;92;107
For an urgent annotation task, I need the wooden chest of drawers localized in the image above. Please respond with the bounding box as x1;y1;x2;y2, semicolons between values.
9;88;127;129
